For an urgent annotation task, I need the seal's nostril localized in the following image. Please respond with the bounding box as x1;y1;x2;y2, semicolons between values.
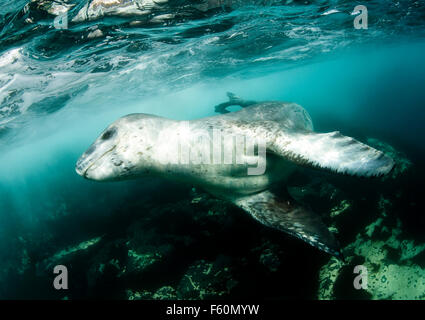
75;157;87;176
75;163;84;176
76;163;89;179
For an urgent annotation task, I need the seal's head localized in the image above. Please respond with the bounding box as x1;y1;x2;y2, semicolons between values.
76;114;159;181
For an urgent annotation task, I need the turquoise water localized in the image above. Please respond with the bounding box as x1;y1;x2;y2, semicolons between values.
1;1;425;299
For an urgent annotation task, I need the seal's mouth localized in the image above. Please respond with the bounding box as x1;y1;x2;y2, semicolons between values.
75;156;94;179
75;161;93;178
75;146;116;179
75;161;86;177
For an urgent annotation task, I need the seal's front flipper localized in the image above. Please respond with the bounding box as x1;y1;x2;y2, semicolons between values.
270;131;394;177
233;190;342;258
214;92;257;114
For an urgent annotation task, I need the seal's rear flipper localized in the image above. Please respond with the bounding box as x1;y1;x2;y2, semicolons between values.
233;190;342;258
214;92;257;114
270;131;394;177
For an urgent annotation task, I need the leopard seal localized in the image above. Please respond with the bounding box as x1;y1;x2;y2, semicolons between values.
76;93;394;258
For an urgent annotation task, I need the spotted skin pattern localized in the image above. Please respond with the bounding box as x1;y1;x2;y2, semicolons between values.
76;95;394;258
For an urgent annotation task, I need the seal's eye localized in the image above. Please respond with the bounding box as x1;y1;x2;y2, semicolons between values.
101;128;116;140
